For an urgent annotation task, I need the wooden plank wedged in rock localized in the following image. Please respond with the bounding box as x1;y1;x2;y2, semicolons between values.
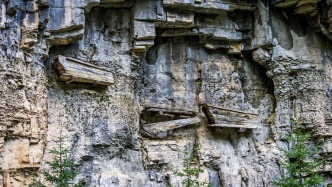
54;55;114;86
142;116;200;138
208;123;258;129
0;166;41;174
162;0;256;13
201;103;215;124
208;123;258;132
201;103;258;130
203;103;258;116
143;105;197;116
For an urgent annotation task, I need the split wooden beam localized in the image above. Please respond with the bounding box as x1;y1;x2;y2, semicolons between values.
143;105;197;116
0;166;41;173
202;103;258;116
208;123;258;129
54;55;114;86
142;117;200;138
201;103;258;130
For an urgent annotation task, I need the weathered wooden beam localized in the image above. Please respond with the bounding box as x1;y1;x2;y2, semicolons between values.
201;104;215;124
0;166;41;173
213;114;256;122
143;105;197;116
201;103;258;124
208;123;258;129
54;55;114;86
203;103;258;116
212;110;257;119
142;117;200;138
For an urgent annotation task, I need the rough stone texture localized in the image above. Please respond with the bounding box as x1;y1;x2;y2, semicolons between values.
0;0;47;185
272;0;332;40
1;0;332;186
0;2;5;29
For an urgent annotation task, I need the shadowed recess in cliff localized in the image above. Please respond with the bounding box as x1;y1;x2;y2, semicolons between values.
137;36;201;110
239;51;275;108
270;8;293;50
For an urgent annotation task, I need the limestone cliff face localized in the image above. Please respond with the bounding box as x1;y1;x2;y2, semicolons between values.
1;0;332;186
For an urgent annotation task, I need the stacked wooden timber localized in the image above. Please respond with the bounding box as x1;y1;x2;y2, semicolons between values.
141;105;200;138
143;105;197;117
201;103;258;132
54;55;114;86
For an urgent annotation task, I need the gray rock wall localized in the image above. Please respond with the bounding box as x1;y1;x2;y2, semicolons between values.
46;8;146;186
0;0;332;186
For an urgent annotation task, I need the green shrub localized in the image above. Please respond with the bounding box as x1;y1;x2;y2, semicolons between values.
171;147;210;187
29;171;46;187
29;131;85;187
273;119;323;187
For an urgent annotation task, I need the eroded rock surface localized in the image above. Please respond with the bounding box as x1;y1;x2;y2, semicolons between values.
1;0;332;186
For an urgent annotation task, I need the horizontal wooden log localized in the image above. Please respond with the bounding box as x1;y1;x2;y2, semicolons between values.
208;123;258;129
0;166;41;173
54;55;114;86
201;104;215;124
142;117;200;138
212;110;257;120
201;103;258;116
213;114;257;122
143;105;197;116
201;103;259;125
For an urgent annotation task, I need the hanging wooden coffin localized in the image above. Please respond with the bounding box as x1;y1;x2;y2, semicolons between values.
54;55;114;86
140;105;200;138
143;105;197;117
201;103;258;131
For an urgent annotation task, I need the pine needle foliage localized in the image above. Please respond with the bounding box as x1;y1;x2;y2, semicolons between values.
273;119;324;187
29;181;46;187
172;147;211;187
29;171;46;187
43;132;85;187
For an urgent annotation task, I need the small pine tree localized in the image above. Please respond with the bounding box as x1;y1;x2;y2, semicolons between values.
29;181;46;187
273;119;324;187
43;132;85;187
172;147;210;187
29;171;46;187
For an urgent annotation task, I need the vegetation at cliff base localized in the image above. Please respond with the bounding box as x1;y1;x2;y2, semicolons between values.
29;132;85;187
273;119;323;187
171;147;211;187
